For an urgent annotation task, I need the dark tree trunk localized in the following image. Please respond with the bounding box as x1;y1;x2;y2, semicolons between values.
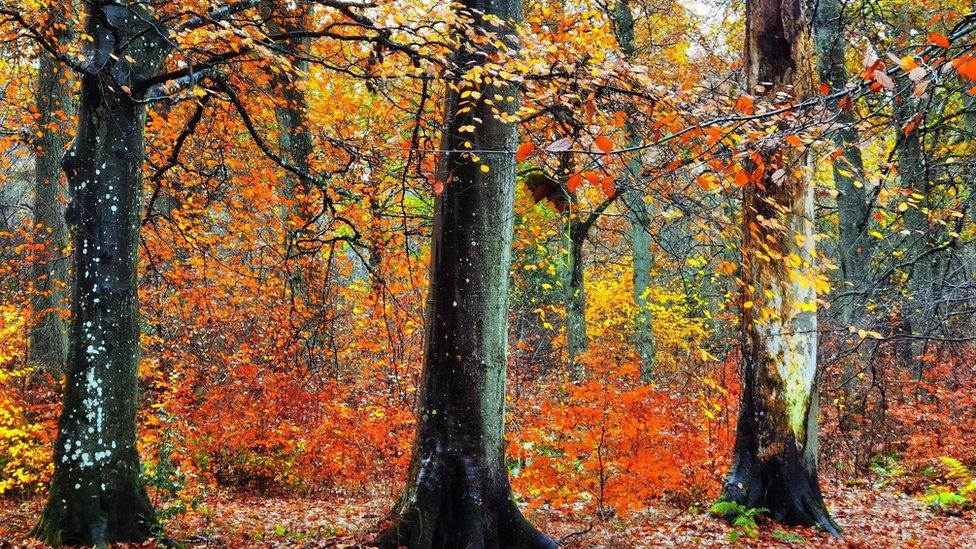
813;0;872;328
721;0;840;535
565;220;587;379
29;6;75;377
264;0;314;291
375;1;554;547
33;3;166;545
893;86;933;374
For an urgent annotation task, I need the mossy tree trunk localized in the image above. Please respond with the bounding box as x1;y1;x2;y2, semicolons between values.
29;4;77;377
893;84;934;374
565;218;587;379
721;0;840;535
812;0;872;328
375;1;554;547
613;0;656;383
33;2;167;545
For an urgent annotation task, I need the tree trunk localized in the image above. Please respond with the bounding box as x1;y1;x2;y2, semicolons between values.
721;0;839;534
265;0;314;291
565;220;587;379
893;88;932;373
613;0;656;382
29;7;75;377
33;3;166;545
375;1;553;547
812;0;871;328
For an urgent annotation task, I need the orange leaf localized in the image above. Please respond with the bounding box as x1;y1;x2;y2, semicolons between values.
954;55;976;81
567;173;584;192
929;32;950;48
785;134;803;148
902;113;923;137
733;95;755;115
516;142;535;162
594;136;614;155
734;170;750;187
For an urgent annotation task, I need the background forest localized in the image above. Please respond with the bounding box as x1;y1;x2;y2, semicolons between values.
1;0;976;546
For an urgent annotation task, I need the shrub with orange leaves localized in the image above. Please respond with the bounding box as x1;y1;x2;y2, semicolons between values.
508;356;736;517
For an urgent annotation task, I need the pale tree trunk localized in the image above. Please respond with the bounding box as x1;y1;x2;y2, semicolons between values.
375;0;554;546
613;0;656;382
721;0;839;533
29;5;76;377
33;3;167;545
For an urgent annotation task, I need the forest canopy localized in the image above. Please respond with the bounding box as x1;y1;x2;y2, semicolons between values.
1;0;976;546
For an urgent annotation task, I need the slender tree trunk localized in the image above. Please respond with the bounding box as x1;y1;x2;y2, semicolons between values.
721;0;839;534
265;0;314;291
565;219;587;379
33;3;166;545
813;0;871;327
375;1;554;547
29;6;76;376
628;186;656;383
613;0;656;382
893;88;932;373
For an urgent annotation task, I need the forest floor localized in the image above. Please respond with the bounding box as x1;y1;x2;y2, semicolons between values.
3;482;975;547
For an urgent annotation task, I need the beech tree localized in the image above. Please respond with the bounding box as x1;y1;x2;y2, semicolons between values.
612;0;656;382
375;1;554;546
28;4;75;376
32;2;166;543
813;0;872;329
720;0;840;534
27;0;263;543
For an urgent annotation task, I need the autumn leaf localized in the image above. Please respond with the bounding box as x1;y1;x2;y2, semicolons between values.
594;136;614;155
929;32;950;48
734;169;750;187
566;173;584;192
954;55;976;81
516;142;535;162
733;95;755;115
873;70;896;91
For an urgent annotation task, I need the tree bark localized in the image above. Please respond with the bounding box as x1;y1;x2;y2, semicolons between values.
812;0;871;327
721;0;839;534
613;0;656;382
893;86;933;373
29;6;76;377
375;2;554;547
565;218;587;379
33;3;167;545
264;0;314;291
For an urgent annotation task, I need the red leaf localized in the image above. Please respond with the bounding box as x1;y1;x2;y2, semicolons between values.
516;142;535;162
734;170;750;187
954;55;976;81
594;136;614;155
929;32;950;48
567;173;584;192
